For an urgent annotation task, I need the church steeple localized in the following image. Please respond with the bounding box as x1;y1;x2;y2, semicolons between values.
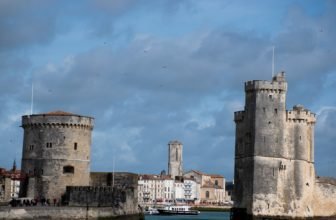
12;159;16;171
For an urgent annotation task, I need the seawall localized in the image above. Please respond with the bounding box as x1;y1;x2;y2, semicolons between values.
0;206;144;220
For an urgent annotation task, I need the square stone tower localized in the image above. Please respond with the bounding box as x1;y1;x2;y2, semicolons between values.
233;72;316;218
168;140;183;179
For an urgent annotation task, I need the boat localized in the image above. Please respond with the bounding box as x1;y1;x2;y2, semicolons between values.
144;207;159;215
157;205;200;215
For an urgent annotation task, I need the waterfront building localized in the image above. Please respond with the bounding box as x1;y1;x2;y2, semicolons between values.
138;174;174;206
0;162;23;202
184;170;226;205
0;168;11;202
137;173;200;206
174;179;185;202
183;177;199;203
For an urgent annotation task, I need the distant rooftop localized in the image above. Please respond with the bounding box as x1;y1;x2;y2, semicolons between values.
187;170;224;178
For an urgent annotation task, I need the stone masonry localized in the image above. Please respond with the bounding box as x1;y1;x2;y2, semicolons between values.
20;111;94;200
168;140;183;179
233;72;336;219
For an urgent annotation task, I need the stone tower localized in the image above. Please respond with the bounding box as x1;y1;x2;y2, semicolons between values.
233;72;316;218
168;140;183;178
20;111;94;200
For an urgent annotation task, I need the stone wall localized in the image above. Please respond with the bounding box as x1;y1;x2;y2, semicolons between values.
64;186;137;209
0;206;143;219
312;177;336;217
0;176;11;203
90;172;138;188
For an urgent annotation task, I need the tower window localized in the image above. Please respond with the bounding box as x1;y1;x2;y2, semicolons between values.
215;180;218;186
29;145;34;150
275;109;278;114
63;166;74;174
263;107;266;113
46;142;52;148
74;142;78;150
206;191;210;198
176;148;178;161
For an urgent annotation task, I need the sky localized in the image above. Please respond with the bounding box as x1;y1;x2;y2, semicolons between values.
0;0;335;180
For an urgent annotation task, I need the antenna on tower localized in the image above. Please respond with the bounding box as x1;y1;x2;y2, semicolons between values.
112;150;115;188
30;79;34;115
272;46;275;77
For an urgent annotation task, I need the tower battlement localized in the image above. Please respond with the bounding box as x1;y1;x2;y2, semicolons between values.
245;72;287;93
234;111;245;122
22;112;94;130
286;105;316;124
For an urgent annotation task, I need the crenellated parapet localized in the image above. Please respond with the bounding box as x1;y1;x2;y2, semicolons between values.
234;111;245;122
245;72;287;93
22;111;94;130
21;122;93;130
286;105;316;124
67;186;115;192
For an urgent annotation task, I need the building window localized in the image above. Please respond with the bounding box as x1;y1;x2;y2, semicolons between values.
215;180;218;186
46;142;52;148
176;148;178;161
74;142;77;150
29;145;34;150
206;191;210;198
63;166;74;174
275;109;278;114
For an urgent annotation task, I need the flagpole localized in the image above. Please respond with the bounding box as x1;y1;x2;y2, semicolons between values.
31;81;34;115
272;46;275;77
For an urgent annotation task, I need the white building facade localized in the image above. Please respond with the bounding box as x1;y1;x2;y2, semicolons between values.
138;174;199;206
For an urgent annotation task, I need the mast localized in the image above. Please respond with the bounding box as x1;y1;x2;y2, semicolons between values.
30;81;34;115
272;46;275;77
112;154;115;187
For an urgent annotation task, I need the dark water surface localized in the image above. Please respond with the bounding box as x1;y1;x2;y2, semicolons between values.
145;212;230;220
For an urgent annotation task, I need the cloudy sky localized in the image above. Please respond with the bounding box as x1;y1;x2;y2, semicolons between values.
0;0;335;180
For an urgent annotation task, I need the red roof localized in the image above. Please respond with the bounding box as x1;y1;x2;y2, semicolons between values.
43;110;78;116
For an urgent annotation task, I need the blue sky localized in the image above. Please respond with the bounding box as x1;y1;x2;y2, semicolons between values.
0;0;335;180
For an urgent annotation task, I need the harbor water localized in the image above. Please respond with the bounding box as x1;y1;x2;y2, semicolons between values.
145;211;230;220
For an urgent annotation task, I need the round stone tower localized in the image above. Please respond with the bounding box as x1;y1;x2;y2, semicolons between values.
168;140;183;179
20;111;94;200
